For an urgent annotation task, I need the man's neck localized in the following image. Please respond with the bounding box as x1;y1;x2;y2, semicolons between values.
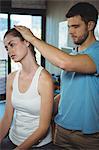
78;35;96;51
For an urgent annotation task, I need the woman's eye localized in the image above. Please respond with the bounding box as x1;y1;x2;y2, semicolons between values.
10;43;14;47
10;43;15;48
5;46;8;51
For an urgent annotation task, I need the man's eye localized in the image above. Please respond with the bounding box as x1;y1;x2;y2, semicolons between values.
75;26;78;28
74;25;80;28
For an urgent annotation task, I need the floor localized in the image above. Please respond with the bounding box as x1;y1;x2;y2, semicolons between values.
0;101;5;119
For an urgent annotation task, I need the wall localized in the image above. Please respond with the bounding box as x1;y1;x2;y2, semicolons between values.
45;0;99;74
46;1;71;75
11;0;46;9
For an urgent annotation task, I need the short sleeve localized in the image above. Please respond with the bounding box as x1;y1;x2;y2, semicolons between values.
88;46;99;75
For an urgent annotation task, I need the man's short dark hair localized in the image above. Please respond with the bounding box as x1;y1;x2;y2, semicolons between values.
66;2;98;25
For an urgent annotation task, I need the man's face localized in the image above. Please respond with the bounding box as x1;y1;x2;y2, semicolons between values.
67;15;89;45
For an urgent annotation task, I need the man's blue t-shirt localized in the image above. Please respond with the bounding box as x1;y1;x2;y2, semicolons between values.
55;41;99;134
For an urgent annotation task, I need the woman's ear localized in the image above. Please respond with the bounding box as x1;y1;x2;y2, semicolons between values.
88;21;95;31
24;40;30;47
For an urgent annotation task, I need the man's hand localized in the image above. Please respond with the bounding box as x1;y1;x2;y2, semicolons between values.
14;25;34;43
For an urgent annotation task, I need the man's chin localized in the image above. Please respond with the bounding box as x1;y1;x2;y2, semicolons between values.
74;41;81;45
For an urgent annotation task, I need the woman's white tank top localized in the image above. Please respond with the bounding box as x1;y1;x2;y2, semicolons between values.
9;66;52;147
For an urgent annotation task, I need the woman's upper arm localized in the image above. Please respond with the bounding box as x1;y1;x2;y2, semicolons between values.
38;70;54;131
4;72;16;122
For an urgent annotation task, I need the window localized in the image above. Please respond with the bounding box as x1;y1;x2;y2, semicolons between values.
0;13;45;101
95;16;99;40
10;14;42;72
0;13;8;102
59;18;99;52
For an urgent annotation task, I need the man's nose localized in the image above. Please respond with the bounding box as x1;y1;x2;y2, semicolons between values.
69;27;75;34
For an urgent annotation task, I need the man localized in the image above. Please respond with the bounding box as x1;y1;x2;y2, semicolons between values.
15;2;99;149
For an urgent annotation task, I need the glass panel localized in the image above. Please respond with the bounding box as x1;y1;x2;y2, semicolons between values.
32;16;41;66
59;21;74;51
0;14;8;60
0;14;8;41
10;14;41;72
95;16;99;40
0;13;8;102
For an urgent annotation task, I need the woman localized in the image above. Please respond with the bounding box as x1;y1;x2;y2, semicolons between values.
0;28;55;149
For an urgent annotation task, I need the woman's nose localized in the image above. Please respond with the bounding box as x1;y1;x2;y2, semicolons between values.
8;47;14;54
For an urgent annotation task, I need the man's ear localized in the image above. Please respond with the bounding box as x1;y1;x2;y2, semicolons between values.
88;21;95;31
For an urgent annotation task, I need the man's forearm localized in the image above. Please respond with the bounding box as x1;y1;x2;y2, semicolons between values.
31;35;69;69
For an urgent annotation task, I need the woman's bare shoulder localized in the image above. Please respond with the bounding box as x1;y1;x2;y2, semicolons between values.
40;68;53;83
7;70;18;85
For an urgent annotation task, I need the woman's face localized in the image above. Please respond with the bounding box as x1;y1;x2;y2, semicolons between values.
4;34;29;63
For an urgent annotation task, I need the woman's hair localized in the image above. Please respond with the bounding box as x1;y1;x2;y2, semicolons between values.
4;28;36;61
66;2;98;29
